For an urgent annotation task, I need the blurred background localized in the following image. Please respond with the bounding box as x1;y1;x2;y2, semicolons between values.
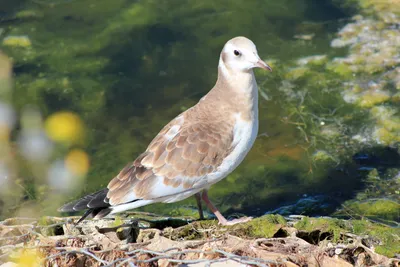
0;0;399;224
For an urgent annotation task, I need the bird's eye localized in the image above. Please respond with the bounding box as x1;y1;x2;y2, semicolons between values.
233;50;240;56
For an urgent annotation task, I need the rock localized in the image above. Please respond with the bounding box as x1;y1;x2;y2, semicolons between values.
265;195;335;216
1;215;399;266
335;247;343;254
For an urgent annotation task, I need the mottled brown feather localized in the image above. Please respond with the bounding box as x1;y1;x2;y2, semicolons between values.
197;142;209;154
153;152;167;168
176;135;188;147
141;153;154;167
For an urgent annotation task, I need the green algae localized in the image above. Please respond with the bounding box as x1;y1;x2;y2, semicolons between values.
295;216;400;257
312;150;338;164
357;90;391;108
15;10;44;20
358;0;400;16
351;219;400;257
2;36;32;48
342;199;400;222
327;61;354;78
36;216;63;236
228;214;287;238
169;207;201;219
166;215;399;258
295;217;347;243
167;214;287;241
297;55;328;67
167;220;217;240
285;67;310;80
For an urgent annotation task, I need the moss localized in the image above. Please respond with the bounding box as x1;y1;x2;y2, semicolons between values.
166;215;286;241
168;220;217;240
295;217;346;242
110;215;124;228
228;215;287;238
169;207;200;219
37;216;58;236
294;216;400;257
351;219;400;257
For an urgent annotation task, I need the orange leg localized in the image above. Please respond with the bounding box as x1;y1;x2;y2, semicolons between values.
201;190;252;226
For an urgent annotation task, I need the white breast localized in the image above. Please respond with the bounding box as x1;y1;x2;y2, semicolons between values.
207;113;259;185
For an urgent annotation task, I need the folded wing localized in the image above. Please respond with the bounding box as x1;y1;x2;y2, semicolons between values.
106;115;234;206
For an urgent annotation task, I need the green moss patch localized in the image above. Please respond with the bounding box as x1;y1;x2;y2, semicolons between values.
228;215;287;239
294;216;400;257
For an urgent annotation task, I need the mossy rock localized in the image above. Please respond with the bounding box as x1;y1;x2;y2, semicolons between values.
228;214;287;238
294;216;348;243
294;216;400;257
164;214;287;241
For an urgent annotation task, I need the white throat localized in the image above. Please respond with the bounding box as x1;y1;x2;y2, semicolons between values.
218;58;258;95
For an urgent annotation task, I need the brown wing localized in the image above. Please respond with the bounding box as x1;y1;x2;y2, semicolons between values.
106;115;234;206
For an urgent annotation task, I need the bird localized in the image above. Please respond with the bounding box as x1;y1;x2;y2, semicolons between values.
59;36;272;226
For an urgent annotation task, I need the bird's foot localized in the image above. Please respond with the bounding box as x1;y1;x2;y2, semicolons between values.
219;216;253;226
200;190;252;226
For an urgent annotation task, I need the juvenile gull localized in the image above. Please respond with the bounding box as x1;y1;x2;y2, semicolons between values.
59;36;272;225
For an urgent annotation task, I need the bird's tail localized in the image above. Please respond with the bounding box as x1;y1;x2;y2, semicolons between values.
58;188;111;224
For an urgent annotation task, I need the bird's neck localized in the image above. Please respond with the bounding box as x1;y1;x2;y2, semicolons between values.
216;60;257;95
206;60;259;121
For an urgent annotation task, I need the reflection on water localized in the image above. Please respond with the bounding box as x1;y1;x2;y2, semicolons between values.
2;0;387;220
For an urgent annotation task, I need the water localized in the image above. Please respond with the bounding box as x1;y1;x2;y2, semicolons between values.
1;0;397;221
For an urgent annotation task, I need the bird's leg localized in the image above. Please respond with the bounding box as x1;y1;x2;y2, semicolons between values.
201;190;252;226
195;192;204;220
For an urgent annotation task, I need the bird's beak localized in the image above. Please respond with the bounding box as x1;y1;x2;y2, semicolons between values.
255;59;272;71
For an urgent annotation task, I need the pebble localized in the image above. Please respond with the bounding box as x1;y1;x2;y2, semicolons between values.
335;248;343;255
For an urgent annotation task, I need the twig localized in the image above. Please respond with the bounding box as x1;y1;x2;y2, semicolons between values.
45;247;110;265
109;248;281;267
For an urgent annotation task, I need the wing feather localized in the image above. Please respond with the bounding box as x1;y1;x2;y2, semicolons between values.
106;113;234;206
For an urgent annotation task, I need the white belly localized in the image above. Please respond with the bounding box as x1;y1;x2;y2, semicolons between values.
206;114;259;185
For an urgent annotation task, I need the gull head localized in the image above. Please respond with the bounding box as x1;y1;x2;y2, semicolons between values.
220;36;272;73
